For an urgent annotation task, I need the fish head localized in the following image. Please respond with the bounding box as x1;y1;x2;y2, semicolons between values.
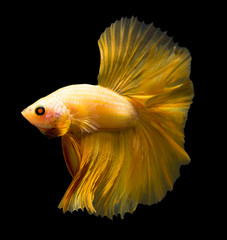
21;96;71;138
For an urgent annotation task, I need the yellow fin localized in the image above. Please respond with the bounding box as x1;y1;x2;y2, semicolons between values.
58;17;194;219
59;130;136;218
98;17;191;98
69;102;100;134
61;134;81;177
58;111;191;218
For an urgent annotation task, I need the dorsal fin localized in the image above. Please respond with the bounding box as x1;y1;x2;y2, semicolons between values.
97;17;190;97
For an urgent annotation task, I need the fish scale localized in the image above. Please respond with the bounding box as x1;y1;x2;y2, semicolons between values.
51;84;138;129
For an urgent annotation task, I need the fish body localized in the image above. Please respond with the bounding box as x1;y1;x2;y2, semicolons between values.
22;17;194;219
55;84;137;130
22;84;137;137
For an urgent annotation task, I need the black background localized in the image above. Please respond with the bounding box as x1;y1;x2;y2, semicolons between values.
4;1;218;237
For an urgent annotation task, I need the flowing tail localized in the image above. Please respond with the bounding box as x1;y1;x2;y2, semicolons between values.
58;17;194;218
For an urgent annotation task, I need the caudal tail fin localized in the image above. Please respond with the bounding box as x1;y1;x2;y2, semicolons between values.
59;17;194;218
97;16;194;204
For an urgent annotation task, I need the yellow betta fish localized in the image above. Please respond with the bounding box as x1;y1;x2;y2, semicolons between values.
21;17;194;219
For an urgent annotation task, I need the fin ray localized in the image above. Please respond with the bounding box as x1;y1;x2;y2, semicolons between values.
97;17;191;98
61;134;81;177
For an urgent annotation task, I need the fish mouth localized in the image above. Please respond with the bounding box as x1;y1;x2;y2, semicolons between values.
21;108;33;122
21;109;26;118
21;109;35;126
21;109;33;124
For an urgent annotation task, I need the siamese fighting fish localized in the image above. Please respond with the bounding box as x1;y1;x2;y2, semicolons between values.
21;17;194;219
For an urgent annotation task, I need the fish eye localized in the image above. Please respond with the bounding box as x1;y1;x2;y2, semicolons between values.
35;106;45;116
